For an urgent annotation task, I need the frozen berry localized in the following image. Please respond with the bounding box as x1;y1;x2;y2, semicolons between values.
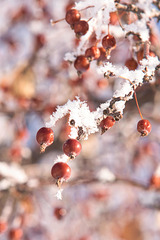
137;119;151;136
54;207;67;220
51;162;71;180
8;228;23;240
63;138;82;158
36;127;54;153
73;20;89;37
65;9;81;25
74;55;90;73
125;57;138;70
85;46;100;61
102;34;116;50
100;116;115;134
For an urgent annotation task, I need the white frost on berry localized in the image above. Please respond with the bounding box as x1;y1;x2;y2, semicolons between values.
54;154;69;164
55;188;63;200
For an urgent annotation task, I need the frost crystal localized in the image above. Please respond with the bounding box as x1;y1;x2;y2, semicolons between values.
124;19;149;41
55;188;63;200
97;167;116;182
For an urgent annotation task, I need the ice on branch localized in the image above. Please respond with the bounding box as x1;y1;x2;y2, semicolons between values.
46;97;99;140
75;0;115;15
124;19;149;41
0;162;28;190
137;0;155;18
47;56;160;142
139;56;160;78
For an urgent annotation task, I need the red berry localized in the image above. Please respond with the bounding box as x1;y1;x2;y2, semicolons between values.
65;9;81;25
102;34;116;50
85;46;101;60
63;138;82;158
0;221;8;233
51;162;71;180
74;55;90;73
36;127;54;152
150;175;160;188
100;116;115;134
54;207;67;220
97;47;107;62
8;228;23;240
73;20;89;37
137;119;151;136
125;57;138;70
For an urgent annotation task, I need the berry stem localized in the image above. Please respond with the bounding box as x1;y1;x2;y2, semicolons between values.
116;10;124;30
119;76;143;119
50;18;65;26
108;23;110;35
143;41;150;59
87;17;93;23
134;91;143;120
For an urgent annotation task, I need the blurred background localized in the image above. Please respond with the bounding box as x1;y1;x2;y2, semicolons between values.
0;0;160;239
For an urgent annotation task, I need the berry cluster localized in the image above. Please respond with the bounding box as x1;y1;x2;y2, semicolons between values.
36;127;82;186
52;7;117;75
35;3;154;196
74;33;116;75
65;9;89;38
36;114;118;188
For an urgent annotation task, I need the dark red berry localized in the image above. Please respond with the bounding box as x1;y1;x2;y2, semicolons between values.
36;127;54;152
74;55;90;73
65;9;81;25
54;207;67;220
85;46;100;60
63;138;82;158
97;47;107;62
51;162;71;180
125;57;138;70
8;228;23;240
73;20;89;37
102;34;116;50
137;119;151;136
100;116;115;134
